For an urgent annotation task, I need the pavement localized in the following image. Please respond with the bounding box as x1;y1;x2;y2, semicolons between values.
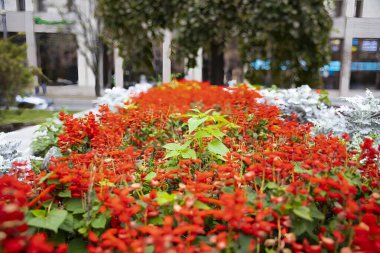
1;85;98;157
0;108;96;157
51;97;95;111
0;125;40;157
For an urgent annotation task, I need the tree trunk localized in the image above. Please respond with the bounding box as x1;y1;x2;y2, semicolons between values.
95;74;101;97
209;41;225;85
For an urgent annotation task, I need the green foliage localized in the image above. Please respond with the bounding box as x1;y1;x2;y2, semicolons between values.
98;0;332;86
98;0;187;72
0;39;33;107
163;109;236;161
241;0;332;87
27;209;68;233
0;109;56;125
32;112;64;157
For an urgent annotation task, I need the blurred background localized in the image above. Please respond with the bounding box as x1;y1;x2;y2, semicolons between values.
0;0;379;106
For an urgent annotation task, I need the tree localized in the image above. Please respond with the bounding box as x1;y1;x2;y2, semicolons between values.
240;0;333;87
98;0;332;87
0;39;33;109
59;0;104;96
98;0;186;74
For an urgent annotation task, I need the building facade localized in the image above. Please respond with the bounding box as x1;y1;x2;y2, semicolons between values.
326;0;380;96
1;0;380;96
0;0;124;95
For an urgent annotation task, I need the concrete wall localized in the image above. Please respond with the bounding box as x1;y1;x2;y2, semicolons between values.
0;12;26;31
4;0;17;11
362;0;380;18
1;0;97;88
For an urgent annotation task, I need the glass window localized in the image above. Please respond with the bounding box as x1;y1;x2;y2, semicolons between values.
37;0;47;12
321;39;343;89
333;0;344;17
355;0;363;18
350;38;380;90
17;0;25;11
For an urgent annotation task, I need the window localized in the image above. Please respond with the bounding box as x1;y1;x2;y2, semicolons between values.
355;0;363;18
350;38;380;90
321;39;343;89
37;0;47;12
17;0;25;11
333;0;344;17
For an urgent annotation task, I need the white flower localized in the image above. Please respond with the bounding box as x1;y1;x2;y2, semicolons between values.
94;83;153;112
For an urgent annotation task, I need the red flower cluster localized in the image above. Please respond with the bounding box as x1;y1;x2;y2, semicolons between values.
1;80;379;252
0;176;67;253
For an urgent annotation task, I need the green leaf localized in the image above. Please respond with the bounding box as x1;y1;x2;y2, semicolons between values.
188;117;208;133
207;139;229;157
58;190;72;198
31;209;46;218
293;218;307;235
156;191;175;205
194;130;213;139
65;198;85;214
78;227;88;235
59;213;74;233
164;150;180;159
145;245;154;253
163;143;181;151
91;213;108;229
265;182;278;189
310;204;325;220
28;209;68;233
294;163;312;175
144;171;157;182
293;206;313;221
181;148;197;159
38;172;54;184
222;185;234;193
204;126;225;139
194;201;211;210
99;180;115;187
136;199;148;209
49;231;67;244
148;216;164;225
73;217;86;230
68;238;87;253
237;233;252;253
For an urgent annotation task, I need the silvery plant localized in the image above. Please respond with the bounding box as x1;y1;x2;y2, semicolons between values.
258;85;329;123
94;82;153;111
337;90;380;148
338;90;380;136
258;85;380;149
309;107;347;136
0;133;22;175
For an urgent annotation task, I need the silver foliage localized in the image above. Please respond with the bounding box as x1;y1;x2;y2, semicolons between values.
0;133;22;174
258;86;380;148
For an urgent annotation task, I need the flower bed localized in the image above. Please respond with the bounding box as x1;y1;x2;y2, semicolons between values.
1;80;379;253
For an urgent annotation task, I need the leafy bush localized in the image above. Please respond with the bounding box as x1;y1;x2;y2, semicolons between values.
0;38;33;108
